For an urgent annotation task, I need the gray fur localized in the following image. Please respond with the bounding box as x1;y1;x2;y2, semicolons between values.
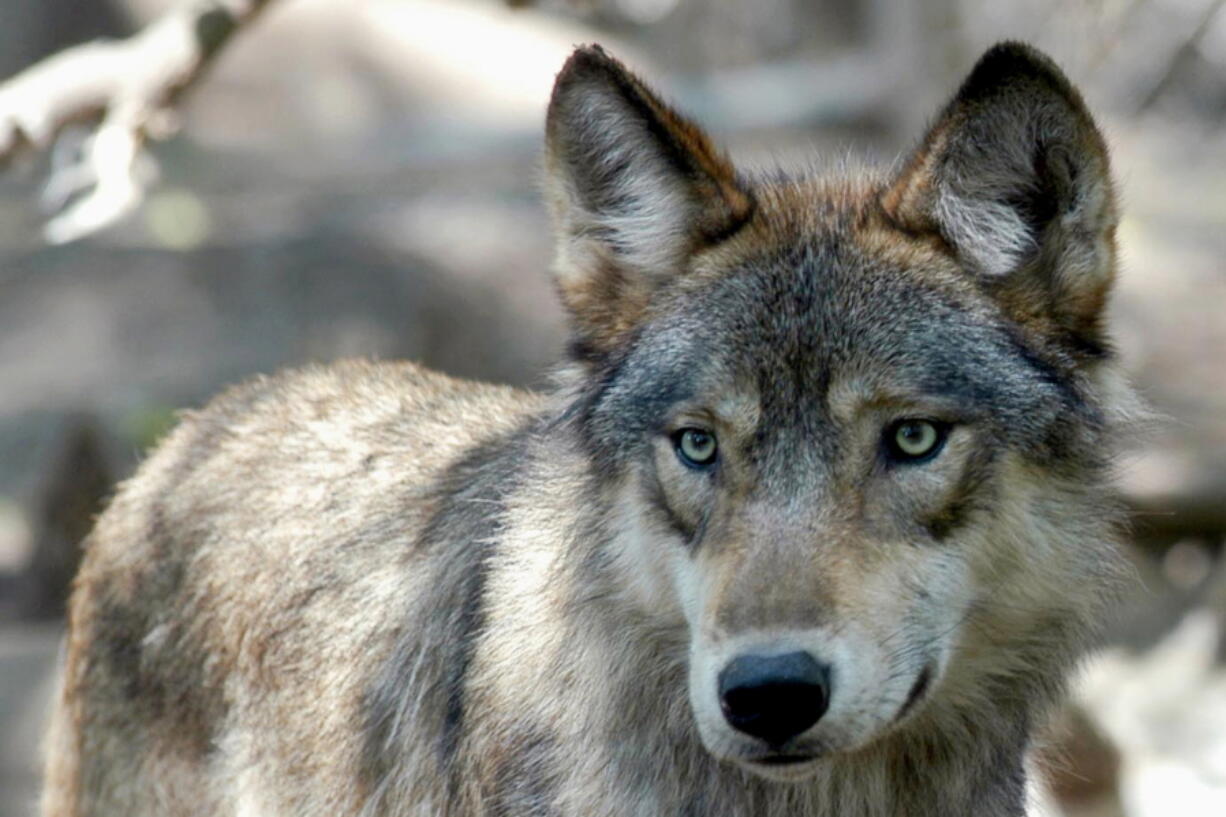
43;43;1134;817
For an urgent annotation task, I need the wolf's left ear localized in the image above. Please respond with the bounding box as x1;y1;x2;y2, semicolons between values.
545;46;754;358
881;42;1117;352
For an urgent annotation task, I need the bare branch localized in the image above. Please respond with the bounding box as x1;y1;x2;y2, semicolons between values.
0;0;275;243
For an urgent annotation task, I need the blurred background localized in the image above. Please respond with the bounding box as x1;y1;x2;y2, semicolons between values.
0;0;1224;814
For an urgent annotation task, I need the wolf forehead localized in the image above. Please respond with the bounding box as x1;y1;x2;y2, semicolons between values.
579;179;1099;463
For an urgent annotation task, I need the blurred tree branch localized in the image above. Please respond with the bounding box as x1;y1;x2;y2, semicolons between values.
0;0;583;244
0;0;276;244
1137;0;1226;114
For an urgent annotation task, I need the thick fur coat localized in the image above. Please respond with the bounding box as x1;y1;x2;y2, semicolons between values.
43;43;1134;817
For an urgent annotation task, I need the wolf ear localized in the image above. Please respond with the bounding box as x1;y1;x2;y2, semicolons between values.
881;42;1118;352
545;46;754;359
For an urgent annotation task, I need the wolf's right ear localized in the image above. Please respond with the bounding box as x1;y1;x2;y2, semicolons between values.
545;46;753;360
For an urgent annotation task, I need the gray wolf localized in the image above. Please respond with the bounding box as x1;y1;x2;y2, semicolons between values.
42;41;1134;816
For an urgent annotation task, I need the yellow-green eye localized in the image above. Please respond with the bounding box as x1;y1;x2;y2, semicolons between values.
887;420;946;462
675;428;718;468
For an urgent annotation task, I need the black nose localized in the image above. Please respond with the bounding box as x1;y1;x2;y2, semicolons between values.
718;651;831;746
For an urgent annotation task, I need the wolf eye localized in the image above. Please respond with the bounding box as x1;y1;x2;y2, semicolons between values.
674;428;718;468
885;420;947;463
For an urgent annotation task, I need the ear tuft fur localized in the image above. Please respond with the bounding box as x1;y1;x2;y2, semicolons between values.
881;42;1118;351
545;45;753;358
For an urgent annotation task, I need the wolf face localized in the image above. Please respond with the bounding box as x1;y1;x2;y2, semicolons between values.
545;44;1126;783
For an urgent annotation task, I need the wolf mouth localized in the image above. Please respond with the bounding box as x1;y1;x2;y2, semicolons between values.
755;754;817;766
895;663;934;723
740;753;824;782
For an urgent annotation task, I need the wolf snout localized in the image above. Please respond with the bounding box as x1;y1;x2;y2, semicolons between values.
717;651;831;746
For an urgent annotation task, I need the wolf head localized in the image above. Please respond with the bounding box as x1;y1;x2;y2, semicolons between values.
544;44;1130;782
